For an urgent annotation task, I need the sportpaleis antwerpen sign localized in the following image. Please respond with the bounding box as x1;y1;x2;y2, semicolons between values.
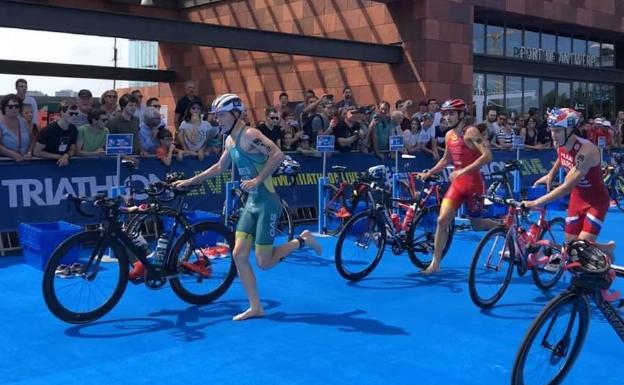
513;46;598;67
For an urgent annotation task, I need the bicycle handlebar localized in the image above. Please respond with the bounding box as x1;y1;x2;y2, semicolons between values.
66;194;122;218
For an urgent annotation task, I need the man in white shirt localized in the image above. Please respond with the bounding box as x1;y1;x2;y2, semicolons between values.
15;78;38;125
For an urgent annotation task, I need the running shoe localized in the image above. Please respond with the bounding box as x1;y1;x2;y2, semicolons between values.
196;247;219;259
335;207;352;219
128;261;146;280
543;253;563;273
215;244;230;257
70;263;85;276
54;264;73;279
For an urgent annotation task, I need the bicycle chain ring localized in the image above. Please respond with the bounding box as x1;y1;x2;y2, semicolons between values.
145;268;167;289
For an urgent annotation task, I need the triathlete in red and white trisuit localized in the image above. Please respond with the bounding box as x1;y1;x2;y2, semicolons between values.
419;98;499;274
523;108;614;258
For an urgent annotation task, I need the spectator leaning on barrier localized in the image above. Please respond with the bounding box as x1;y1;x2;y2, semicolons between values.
174;81;202;130
370;101;392;160
100;89;119;118
131;90;145;124
427;98;443;130
0;94;33;162
493;115;514;150
590;118;613;149
15;78;39;126
520;116;544;150
76;108;109;157
481;106;500;142
616;111;624;145
139;107;165;155
107;93;143;156
334;106;362;153
294;89;315;128
335;87;357;109
258;107;283;148
178;100;211;161
34;100;79;167
155;127;182;166
203;110;223;155
21;103;39;144
282;111;304;146
74;89;94;127
411;100;428;121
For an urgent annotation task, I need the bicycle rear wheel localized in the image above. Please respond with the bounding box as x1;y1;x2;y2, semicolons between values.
42;231;129;324
407;205;454;269
334;210;386;281
468;226;515;308
169;220;237;305
531;217;566;290
512;291;589;385
278;199;294;241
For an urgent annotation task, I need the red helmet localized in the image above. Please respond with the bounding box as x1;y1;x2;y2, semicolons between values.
440;98;467;112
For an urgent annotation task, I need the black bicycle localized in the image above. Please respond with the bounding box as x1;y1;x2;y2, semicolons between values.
334;172;453;281
42;182;236;324
511;240;624;385
224;157;299;241
603;152;624;213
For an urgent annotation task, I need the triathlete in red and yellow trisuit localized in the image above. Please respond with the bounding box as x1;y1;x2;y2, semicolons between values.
419;98;498;274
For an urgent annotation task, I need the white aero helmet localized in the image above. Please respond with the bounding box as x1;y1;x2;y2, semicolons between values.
211;93;245;114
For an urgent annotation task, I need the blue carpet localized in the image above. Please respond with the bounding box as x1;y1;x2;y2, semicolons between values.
1;209;623;385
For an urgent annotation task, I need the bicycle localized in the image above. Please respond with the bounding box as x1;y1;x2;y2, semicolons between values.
322;165;375;235
224;157;300;241
603;152;624;212
334;171;453;281
511;240;624;385
468;195;566;309
42;182;236;324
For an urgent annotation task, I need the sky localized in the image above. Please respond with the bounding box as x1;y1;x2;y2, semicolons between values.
0;27;132;96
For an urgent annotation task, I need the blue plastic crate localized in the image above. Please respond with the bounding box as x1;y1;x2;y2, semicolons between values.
163;210;220;246
18;221;82;270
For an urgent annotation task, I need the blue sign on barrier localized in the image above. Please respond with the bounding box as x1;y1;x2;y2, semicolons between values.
316;135;335;152
389;135;404;151
106;134;134;155
1;150;620;232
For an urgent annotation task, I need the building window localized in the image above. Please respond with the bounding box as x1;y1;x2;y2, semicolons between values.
486;25;504;56
506;76;523;117
473;23;485;54
524;30;539;49
601;42;615;68
541;80;556;113
541;33;556;52
573;82;587;111
588;41;600;66
486;74;505;110
557;82;571;107
557;35;572;56
505;27;522;57
573;38;587;55
523;78;539;115
473;73;486;121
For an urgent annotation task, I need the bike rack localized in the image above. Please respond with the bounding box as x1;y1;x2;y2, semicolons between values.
317;176;328;234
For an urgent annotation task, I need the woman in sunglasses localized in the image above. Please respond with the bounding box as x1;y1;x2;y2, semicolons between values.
178;101;212;161
0;94;33;162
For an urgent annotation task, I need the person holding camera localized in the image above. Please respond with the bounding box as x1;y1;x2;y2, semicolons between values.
334;106;363;152
369;101;392;160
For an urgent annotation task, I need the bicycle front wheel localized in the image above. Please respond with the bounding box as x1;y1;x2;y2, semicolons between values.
468;226;515;308
512;290;590;385
169;220;237;305
42;231;129;324
334;210;386;281
531;217;566;290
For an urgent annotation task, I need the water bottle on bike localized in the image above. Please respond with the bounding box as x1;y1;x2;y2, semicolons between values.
153;235;169;266
402;204;416;233
391;213;402;231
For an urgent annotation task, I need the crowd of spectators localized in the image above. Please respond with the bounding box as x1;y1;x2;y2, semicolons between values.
1;77;623;167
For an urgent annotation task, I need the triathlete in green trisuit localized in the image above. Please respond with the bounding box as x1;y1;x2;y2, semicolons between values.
174;94;322;321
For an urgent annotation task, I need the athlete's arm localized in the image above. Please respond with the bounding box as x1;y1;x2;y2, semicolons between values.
176;140;232;187
530;145;598;207
246;128;286;184
422;134;450;178
533;158;561;190
455;126;492;176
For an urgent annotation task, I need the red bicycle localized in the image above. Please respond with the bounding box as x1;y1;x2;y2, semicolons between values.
468;195;566;308
322;165;375;235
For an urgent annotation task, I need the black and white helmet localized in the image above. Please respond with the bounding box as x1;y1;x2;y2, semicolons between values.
211;93;245;114
275;155;300;176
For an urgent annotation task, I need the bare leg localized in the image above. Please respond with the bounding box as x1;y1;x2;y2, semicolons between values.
423;203;455;275
231;234;264;321
256;230;323;270
578;231;616;261
470;217;501;231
